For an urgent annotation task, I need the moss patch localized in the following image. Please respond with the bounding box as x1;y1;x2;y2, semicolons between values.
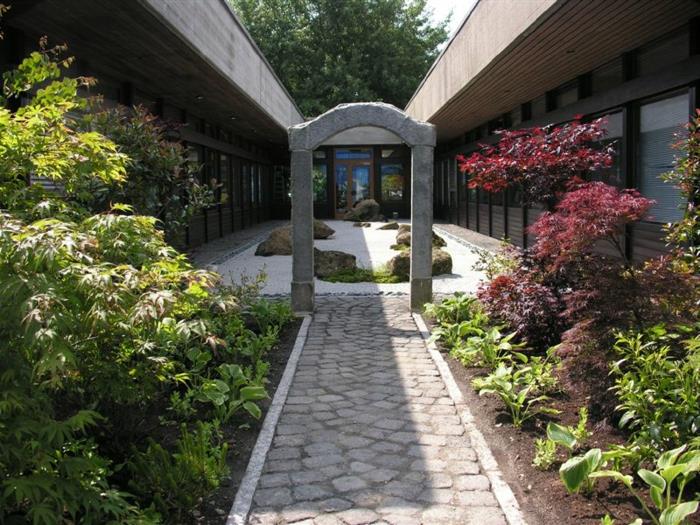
320;266;406;283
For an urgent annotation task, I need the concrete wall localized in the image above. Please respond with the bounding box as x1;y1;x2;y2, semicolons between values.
405;0;557;122
139;0;304;129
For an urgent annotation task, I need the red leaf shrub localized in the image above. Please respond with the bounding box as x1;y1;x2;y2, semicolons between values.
457;118;614;206
477;268;566;349
528;182;655;270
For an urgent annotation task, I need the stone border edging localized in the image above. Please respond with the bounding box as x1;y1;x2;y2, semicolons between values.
412;312;528;525
225;315;312;525
432;225;495;254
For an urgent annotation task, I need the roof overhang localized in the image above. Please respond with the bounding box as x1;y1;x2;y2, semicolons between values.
406;0;700;142
5;0;303;144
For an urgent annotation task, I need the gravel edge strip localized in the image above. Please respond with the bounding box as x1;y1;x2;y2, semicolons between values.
412;312;528;525
225;315;312;525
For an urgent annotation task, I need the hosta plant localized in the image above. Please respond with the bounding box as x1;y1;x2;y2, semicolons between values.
424;293;483;325
472;362;559;428
450;327;527;369
561;445;700;525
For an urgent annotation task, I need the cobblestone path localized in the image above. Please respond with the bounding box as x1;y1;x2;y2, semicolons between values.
247;297;508;525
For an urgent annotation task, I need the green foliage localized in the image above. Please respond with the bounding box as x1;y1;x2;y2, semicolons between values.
611;324;700;452
0;45;126;219
80;105;213;245
425;293;484;326
562;445;700;525
663;110;700;275
0;44;290;523
546;407;591;453
230;0;449;115
247;298;293;333
532;438;557;471
127;422;229;522
450;327;527;369
472;362;560;428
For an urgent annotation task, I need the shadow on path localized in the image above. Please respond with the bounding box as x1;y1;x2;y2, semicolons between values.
245;296;506;525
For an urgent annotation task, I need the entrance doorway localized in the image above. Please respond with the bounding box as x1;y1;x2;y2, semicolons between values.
334;148;373;218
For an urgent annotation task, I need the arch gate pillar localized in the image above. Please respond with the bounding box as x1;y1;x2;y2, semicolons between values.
288;103;436;315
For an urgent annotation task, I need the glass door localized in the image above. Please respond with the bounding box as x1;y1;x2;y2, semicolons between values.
334;148;373;218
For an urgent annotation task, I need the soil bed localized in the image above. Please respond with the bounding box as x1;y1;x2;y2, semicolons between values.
443;353;648;524
197;317;303;524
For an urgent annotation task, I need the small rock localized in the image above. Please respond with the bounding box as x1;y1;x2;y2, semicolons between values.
353;222;371;228
378;221;400;230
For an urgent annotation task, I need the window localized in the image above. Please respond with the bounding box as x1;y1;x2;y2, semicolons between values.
554;81;578;109
531;95;547;119
509;107;522;128
381;164;404;201
592;111;624;186
592;58;624;94
638;93;689;223
241;164;250;206
313;164;327;203
313;149;327;159
220;154;231;205
250;165;257;204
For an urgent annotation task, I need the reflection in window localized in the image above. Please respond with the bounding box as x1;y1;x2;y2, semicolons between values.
638;93;688;223
220;154;230;204
381;164;404;201
335;148;371;160
592;112;624;187
313;164;327;203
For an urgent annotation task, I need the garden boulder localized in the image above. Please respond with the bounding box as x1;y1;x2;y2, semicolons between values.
386;248;453;280
343;199;383;222
378;222;400;230
314;248;357;278
395;224;447;248
255;220;335;256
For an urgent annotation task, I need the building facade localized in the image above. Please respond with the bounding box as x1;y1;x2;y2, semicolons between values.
407;0;700;260
0;0;303;247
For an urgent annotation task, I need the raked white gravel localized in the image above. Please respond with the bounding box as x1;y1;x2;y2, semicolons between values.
214;220;486;296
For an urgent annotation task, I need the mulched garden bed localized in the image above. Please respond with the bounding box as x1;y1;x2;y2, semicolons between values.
444;353;650;525
197;317;303;524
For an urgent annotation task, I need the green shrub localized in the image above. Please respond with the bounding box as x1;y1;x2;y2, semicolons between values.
127;422;229;522
450;327;527;369
532;438;557;471
424;293;481;325
561;445;700;525
0;42;287;523
80;105;213;246
611;324;700;452
472;362;559;428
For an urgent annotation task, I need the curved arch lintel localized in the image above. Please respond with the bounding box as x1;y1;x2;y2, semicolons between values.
289;102;436;151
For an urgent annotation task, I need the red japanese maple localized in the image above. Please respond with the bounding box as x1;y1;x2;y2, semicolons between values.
457;117;615;206
528;181;655;270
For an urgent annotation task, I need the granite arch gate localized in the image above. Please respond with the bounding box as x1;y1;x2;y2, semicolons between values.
288;102;436;314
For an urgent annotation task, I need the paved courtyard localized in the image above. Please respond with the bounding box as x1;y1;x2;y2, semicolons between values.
212;220;485;296
245;296;509;525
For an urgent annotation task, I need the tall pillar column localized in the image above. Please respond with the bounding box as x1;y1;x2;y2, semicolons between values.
290;149;314;314
410;145;434;311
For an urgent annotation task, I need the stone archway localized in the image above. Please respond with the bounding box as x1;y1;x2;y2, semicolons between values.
288;102;436;314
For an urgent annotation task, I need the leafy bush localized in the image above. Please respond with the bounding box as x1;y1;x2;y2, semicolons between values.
80;105;213;245
472;362;559;428
127;422;228;521
457;117;614;206
425;292;482;325
532;438;557;471
0;42;290;523
450;327;527;369
561;445;700;525
611;325;700;452
477;268;566;350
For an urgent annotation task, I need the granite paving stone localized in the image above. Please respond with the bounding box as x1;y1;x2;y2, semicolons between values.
246;296;507;524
